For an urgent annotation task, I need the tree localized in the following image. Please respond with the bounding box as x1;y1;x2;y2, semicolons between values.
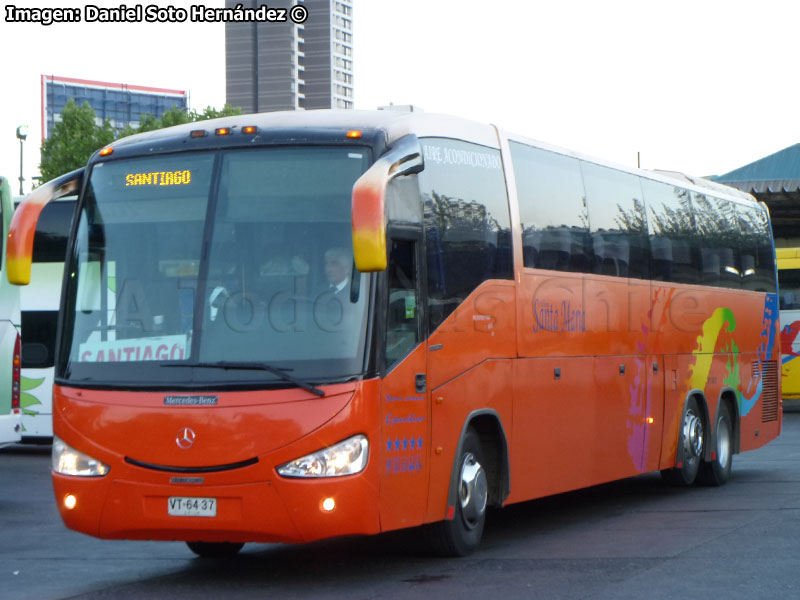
39;99;115;183
40;102;243;183
119;103;242;137
191;104;242;121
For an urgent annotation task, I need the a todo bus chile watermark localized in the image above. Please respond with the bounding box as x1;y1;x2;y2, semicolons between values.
4;3;309;25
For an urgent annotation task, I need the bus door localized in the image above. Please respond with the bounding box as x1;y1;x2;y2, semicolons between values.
378;235;429;531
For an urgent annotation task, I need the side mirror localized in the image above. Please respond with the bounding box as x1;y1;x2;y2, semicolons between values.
7;168;83;285
351;134;423;272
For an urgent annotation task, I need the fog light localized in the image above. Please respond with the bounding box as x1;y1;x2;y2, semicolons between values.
322;497;336;512
64;494;77;510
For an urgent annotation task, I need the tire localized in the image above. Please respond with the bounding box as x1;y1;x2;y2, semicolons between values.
186;541;244;558
661;397;705;486
424;427;488;556
698;402;733;486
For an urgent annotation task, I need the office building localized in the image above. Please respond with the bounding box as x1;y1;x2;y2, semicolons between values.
41;75;188;139
225;0;353;113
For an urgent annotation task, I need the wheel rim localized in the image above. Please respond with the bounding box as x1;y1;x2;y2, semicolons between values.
458;452;487;530
683;408;704;460
717;416;731;468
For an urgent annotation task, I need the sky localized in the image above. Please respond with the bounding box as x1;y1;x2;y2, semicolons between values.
1;0;799;195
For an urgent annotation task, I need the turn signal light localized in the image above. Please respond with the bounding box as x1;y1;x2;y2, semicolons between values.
64;494;77;510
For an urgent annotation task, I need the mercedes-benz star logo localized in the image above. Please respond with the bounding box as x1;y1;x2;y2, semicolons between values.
176;427;196;449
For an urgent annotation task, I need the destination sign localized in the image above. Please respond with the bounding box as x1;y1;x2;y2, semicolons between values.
125;170;192;187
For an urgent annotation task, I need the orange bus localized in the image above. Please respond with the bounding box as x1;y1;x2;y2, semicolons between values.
7;110;781;558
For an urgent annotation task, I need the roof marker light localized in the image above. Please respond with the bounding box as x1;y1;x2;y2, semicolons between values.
215;127;231;136
99;147;113;157
346;130;362;139
190;130;206;138
242;126;257;134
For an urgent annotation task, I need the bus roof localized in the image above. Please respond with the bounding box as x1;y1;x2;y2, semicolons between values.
99;108;762;211
106;109;500;153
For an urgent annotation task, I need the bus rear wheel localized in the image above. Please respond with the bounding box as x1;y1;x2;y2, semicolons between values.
186;541;244;558
424;427;488;556
661;397;704;486
698;402;733;486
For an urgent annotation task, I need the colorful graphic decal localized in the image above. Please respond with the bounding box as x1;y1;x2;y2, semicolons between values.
627;291;778;470
689;307;737;392
626;304;652;472
781;321;800;363
687;293;778;418
20;376;45;416
780;319;800;398
740;293;779;416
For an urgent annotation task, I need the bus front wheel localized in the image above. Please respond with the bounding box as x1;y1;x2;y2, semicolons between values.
186;541;244;558
661;396;705;486
424;427;488;556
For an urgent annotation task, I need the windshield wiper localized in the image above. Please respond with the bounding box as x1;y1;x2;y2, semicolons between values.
161;361;325;397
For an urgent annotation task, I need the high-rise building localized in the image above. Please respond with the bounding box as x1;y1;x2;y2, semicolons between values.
225;0;353;113
41;75;188;139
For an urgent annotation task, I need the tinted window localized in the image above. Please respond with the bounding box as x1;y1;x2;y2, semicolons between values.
581;162;649;279
21;311;58;368
692;193;741;289
779;268;800;309
33;200;75;263
510;142;591;273
738;205;777;292
385;239;420;369
642;179;700;284
420;138;512;331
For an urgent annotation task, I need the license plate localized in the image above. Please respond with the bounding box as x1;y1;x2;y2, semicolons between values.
168;497;217;517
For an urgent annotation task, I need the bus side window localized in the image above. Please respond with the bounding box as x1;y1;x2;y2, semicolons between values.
510;142;592;274
421;138;512;332
642;179;701;285
739;205;777;292
581;162;649;280
692;193;741;289
385;239;420;370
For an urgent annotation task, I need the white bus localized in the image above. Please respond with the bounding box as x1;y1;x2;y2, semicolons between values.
0;176;21;446
14;197;75;442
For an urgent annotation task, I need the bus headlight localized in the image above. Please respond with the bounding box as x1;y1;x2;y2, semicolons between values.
52;436;109;477
277;435;368;478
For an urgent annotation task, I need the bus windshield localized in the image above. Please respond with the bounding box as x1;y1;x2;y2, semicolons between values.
60;146;372;387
